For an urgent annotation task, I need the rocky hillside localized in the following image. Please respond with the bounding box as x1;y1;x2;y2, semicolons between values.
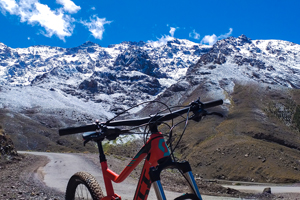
0;37;211;150
141;35;300;183
0;38;209;116
161;84;300;183
0;126;18;161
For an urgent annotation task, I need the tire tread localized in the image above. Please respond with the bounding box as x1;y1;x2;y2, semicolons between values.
65;171;104;200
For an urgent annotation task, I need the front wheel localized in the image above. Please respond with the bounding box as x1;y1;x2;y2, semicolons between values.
174;193;201;200
65;172;104;200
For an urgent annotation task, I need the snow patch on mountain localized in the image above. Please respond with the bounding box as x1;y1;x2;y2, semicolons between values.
0;86;114;123
155;35;300;109
1;35;300;125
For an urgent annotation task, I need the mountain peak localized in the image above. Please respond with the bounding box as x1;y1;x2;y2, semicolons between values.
120;41;146;47
0;42;8;49
237;34;252;44
79;41;101;48
167;38;181;45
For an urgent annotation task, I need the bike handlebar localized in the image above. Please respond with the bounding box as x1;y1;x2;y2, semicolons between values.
201;99;223;109
59;124;99;136
59;99;223;136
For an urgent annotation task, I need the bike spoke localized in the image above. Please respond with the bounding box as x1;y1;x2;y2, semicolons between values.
74;183;93;200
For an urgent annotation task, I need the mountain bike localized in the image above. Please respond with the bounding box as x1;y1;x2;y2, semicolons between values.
59;98;223;200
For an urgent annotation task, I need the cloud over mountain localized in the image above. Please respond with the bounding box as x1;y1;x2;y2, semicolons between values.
0;0;77;41
80;15;112;40
201;28;233;45
0;0;111;42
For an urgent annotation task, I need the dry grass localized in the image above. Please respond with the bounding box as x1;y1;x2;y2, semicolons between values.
166;83;300;183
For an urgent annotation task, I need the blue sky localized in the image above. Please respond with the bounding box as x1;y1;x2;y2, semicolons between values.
0;0;299;48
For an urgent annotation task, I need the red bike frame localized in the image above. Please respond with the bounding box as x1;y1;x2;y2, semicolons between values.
98;132;171;200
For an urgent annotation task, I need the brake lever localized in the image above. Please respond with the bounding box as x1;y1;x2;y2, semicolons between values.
83;138;91;146
191;109;207;122
83;132;105;146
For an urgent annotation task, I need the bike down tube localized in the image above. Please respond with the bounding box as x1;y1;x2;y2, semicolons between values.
97;141;148;199
133;132;171;200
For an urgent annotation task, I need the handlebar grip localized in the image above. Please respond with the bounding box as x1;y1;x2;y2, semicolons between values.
59;124;98;136
202;99;223;109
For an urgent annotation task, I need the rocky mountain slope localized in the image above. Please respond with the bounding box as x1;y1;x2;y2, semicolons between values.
1;35;300;183
0;37;210;151
0;38;210;126
145;35;300;183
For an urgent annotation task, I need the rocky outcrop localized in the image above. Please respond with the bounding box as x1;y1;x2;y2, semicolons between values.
0;128;18;160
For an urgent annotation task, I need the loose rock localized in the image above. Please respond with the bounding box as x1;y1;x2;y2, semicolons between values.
263;187;271;194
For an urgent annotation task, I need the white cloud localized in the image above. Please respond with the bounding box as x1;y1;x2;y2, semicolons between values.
169;27;176;37
189;29;200;40
201;34;218;45
218;28;233;40
81;15;111;40
0;0;77;41
29;3;75;41
56;0;80;14
147;35;173;48
147;26;177;47
201;28;233;45
0;0;18;14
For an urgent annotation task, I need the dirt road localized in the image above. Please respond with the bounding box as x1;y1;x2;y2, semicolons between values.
222;184;300;194
20;151;240;200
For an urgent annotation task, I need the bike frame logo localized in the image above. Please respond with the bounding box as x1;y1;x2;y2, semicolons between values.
158;138;170;157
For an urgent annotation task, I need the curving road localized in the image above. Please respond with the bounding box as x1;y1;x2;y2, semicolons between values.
21;151;240;199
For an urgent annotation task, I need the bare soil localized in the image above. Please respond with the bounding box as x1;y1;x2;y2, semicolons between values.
0;154;64;200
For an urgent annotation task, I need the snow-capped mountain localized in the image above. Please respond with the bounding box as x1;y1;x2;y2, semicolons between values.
188;35;300;89
0;38;211;123
2;35;300;183
1;35;300;125
157;35;300;106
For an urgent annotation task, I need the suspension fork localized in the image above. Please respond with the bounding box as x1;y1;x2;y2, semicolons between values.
149;159;202;200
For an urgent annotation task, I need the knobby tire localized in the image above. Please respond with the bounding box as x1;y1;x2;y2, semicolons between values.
174;193;201;200
65;171;104;200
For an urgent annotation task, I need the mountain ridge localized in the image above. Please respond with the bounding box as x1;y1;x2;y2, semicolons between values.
1;34;299;130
